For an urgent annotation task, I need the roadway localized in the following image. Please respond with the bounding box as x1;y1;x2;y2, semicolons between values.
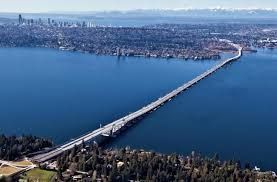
31;42;242;163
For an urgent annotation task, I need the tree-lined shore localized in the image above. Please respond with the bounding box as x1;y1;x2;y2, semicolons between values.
0;135;276;181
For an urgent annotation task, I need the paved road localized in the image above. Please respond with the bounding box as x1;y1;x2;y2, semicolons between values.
0;160;37;177
31;42;242;163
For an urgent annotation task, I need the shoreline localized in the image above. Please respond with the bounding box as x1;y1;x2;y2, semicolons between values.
0;45;223;61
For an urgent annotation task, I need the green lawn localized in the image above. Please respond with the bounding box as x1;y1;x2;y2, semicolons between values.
23;168;56;182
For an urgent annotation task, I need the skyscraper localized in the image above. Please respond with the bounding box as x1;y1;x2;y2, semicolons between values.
19;14;22;24
82;21;86;28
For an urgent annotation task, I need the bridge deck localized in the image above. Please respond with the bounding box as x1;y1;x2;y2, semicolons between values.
31;42;242;163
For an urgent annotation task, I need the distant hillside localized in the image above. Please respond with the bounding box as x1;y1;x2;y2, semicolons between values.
0;17;15;24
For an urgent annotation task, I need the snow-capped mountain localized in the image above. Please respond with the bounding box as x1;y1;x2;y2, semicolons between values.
75;9;277;19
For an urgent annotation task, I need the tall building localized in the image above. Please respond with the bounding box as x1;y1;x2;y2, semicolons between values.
19;14;22;24
82;21;86;28
116;47;121;56
48;18;51;25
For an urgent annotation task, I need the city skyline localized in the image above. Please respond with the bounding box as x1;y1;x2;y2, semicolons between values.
0;0;277;13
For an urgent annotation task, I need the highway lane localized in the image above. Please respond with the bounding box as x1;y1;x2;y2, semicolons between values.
31;42;242;163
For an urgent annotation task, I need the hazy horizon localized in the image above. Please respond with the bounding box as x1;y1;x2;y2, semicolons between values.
0;0;276;13
1;8;277;15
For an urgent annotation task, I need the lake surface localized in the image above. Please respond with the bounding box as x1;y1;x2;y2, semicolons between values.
0;47;220;141
111;49;277;171
0;47;276;171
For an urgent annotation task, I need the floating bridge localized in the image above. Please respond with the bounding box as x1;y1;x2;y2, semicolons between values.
31;42;242;163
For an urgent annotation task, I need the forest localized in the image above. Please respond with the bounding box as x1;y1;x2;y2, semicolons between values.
0;134;53;161
53;142;276;182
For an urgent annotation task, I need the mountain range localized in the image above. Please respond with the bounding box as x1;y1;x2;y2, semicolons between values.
48;9;277;19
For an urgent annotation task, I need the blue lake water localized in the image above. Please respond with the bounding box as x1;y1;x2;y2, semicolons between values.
0;47;220;141
112;49;277;171
0;47;276;171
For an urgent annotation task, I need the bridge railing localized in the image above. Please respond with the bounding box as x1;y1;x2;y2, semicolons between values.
33;41;242;163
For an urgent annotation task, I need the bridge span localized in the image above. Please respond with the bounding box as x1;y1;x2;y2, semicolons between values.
31;42;242;163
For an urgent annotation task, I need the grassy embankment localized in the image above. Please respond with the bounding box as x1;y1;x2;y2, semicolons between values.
22;168;56;182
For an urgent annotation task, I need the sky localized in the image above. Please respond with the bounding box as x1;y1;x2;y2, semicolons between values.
0;0;276;13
